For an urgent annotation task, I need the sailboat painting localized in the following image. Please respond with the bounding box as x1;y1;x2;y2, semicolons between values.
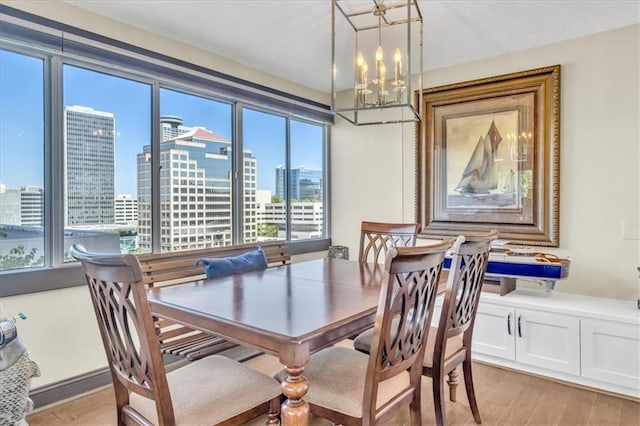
418;65;560;246
445;110;522;209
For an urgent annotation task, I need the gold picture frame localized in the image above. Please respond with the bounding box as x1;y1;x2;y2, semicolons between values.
416;65;561;246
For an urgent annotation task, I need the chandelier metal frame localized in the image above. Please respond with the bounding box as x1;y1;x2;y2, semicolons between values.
331;0;423;125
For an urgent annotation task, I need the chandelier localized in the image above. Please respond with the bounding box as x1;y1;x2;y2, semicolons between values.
331;0;423;125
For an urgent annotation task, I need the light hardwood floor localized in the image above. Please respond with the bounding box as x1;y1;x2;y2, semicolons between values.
27;348;639;426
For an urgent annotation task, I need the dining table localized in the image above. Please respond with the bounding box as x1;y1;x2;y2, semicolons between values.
147;257;387;425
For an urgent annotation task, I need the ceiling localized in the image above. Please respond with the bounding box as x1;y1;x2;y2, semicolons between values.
64;1;639;93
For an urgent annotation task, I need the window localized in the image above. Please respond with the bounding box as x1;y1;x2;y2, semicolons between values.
242;110;327;242
290;120;325;241
157;88;233;252
242;107;287;242
0;50;45;271
0;11;330;293
63;65;151;259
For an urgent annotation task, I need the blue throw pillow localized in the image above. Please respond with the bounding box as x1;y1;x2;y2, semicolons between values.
195;246;268;279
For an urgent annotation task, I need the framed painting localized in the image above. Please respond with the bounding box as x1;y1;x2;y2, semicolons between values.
416;65;561;246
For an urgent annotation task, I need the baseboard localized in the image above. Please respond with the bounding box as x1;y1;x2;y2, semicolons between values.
29;366;112;410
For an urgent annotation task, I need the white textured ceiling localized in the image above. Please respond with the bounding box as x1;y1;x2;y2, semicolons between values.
64;0;639;93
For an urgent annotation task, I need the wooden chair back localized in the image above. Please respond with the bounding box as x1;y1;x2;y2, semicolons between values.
136;241;290;360
138;240;290;287
437;230;498;345
359;221;421;264
70;244;176;424
426;230;498;426
362;239;453;424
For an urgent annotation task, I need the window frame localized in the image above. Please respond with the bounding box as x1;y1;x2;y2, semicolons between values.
0;7;331;297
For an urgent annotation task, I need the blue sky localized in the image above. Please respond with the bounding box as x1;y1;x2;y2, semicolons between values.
0;50;323;195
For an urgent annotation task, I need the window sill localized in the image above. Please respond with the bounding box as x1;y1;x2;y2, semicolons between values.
0;238;331;297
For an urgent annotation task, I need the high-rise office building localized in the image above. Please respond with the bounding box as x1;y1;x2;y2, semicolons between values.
160;115;191;141
114;194;138;225
137;116;257;252
18;186;43;226
275;166;322;201
0;184;43;226
261;202;323;240
64;105;115;226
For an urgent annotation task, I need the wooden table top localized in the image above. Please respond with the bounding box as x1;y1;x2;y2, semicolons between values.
147;258;385;364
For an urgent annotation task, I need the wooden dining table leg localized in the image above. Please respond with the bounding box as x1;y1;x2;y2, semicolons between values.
280;365;310;426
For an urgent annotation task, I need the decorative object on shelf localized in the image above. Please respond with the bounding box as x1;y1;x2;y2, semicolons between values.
331;0;423;125
443;250;570;294
327;245;349;260
416;65;561;247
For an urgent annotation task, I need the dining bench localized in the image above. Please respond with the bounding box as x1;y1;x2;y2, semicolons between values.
137;240;290;361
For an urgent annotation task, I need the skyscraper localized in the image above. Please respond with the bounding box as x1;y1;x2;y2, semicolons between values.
0;184;43;226
64;105;115;226
160;115;191;140
137;116;257;252
275;166;322;201
114;194;138;226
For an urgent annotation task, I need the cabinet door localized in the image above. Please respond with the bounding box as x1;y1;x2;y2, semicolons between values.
473;303;516;360
515;308;580;375
581;318;640;390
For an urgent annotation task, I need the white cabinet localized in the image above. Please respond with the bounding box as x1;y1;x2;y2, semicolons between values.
473;304;580;375
473;304;515;359
471;289;640;398
515;308;580;375
581;318;640;389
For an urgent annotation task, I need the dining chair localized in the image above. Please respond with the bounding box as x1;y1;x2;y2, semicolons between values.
70;244;281;426
359;221;421;264
424;230;497;426
350;221;422;341
277;239;454;425
354;230;497;426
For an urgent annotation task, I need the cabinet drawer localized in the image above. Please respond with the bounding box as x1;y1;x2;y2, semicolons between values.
581;318;640;390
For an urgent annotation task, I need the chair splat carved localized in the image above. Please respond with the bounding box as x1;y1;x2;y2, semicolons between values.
359;221;421;264
137;241;290;360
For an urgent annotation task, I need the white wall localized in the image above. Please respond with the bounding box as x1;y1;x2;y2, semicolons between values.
332;24;640;301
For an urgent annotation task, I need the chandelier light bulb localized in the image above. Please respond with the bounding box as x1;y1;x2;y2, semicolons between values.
393;48;402;85
375;46;383;61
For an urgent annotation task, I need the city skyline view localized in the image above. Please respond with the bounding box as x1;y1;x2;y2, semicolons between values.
1;48;326;268
0;54;323;196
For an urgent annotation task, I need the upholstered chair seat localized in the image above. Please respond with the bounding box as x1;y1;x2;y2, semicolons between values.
276;346;409;419
422;329;463;368
131;355;282;425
